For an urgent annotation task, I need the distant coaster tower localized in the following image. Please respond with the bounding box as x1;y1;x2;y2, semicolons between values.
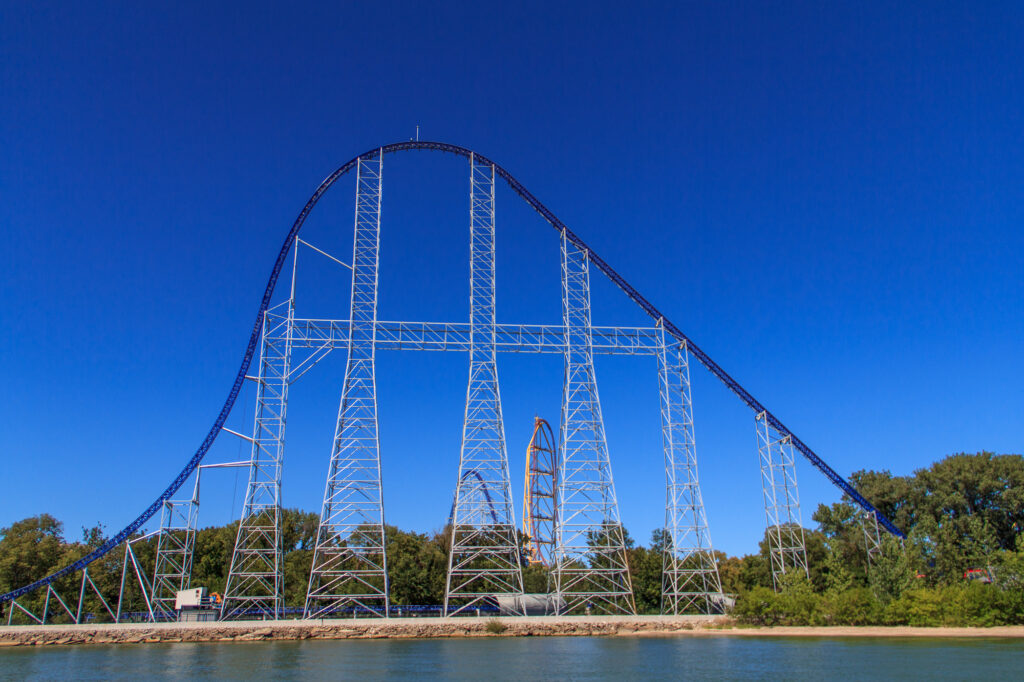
522;417;558;567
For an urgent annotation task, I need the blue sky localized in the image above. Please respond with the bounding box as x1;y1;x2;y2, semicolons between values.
1;2;1021;557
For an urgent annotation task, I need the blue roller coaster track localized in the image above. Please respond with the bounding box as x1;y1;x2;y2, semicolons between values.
448;470;501;527
0;141;903;606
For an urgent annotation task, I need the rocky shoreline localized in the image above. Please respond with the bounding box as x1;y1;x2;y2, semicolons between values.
3;616;1023;648
0;615;724;647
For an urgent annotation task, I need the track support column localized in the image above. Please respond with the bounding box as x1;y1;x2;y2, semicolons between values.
862;511;883;567
658;329;723;613
445;155;525;616
305;152;389;618
554;235;635;615
151;499;198;618
222;298;293;619
755;411;809;589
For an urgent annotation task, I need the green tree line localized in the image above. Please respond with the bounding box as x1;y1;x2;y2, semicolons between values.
730;451;1024;626
2;451;1021;625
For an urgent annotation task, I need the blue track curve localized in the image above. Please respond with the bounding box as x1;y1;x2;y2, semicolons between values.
448;469;501;527
1;141;901;606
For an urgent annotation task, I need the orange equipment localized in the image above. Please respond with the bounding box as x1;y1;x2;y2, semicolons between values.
522;417;558;566
964;568;993;584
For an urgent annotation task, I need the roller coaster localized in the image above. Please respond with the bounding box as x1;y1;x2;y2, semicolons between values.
523;418;558;568
0;141;899;622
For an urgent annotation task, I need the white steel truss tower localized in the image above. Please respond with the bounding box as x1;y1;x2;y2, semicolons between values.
553;235;636;615
658;329;724;613
444;155;525;616
862;510;883;567
305;152;389;618
151;499;198;618
755;410;809;589
222;299;293;619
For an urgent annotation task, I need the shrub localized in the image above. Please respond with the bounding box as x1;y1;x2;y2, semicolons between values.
734;586;780;625
821;587;882;626
941;583;1005;627
773;574;820;625
485;619;507;634
885;588;944;626
734;575;822;626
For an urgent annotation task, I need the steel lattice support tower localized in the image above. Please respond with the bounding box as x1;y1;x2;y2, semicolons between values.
444;155;525;616
305;152;389;619
755;411;809;589
862;511;883;567
658;330;723;613
222;300;293;619
554;235;635;615
151;499;198;618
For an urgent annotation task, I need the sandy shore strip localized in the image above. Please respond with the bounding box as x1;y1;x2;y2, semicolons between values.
1;616;1022;647
692;625;1024;639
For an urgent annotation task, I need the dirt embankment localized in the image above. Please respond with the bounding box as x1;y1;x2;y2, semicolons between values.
3;617;1024;648
0;615;724;647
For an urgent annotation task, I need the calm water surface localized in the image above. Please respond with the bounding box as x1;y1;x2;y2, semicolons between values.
1;635;1021;680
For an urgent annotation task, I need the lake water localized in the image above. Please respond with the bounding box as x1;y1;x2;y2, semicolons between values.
1;635;1021;680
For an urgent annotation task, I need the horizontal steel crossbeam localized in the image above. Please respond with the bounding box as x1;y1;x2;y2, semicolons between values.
288;319;662;355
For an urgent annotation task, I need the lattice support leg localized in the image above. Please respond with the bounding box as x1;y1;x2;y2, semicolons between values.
862;511;883;568
152;499;198;618
445;155;525;616
553;235;635;615
306;151;389;619
755;411;809;589
659;330;723;613
75;568;116;624
222;297;293;620
117;541;156;622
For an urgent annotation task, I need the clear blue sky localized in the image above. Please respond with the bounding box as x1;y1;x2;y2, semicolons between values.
1;2;1021;557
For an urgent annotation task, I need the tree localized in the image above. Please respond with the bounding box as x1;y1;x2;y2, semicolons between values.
815;452;1024;586
281;508;319;553
914;453;1024;553
0;515;66;616
869;536;914;604
191;521;236;595
819;544;855;595
521;562;550;594
813;502;871;585
0;515;65;591
385;526;447;605
625;530;666;614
